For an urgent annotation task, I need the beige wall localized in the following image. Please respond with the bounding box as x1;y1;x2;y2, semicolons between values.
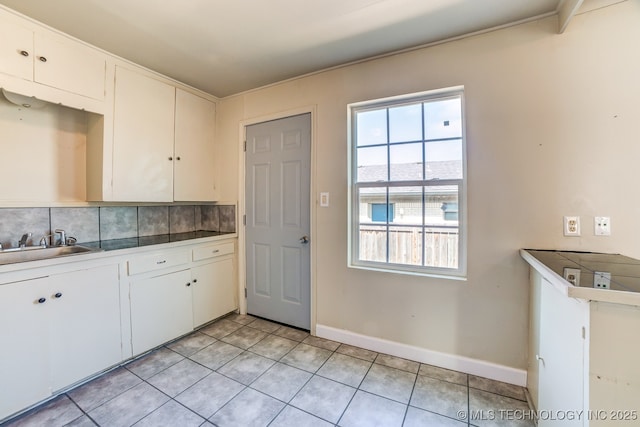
0;99;88;204
216;1;640;370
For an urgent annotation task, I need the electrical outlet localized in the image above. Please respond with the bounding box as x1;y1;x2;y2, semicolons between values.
564;216;581;236
594;216;611;236
563;268;581;286
593;271;611;289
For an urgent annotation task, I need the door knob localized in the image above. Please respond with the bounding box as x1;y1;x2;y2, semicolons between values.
300;235;309;244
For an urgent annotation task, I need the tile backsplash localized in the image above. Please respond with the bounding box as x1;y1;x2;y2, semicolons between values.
0;205;235;248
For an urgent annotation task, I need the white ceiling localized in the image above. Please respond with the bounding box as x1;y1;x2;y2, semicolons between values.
0;0;564;97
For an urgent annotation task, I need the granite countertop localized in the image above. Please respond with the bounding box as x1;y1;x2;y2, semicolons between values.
524;249;640;295
81;231;235;251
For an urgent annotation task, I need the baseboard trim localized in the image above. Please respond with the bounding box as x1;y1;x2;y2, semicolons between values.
316;324;527;387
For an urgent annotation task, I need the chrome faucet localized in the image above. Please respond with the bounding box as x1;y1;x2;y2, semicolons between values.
19;233;31;248
39;235;52;248
55;229;67;246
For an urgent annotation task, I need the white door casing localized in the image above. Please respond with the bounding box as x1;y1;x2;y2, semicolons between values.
245;113;311;330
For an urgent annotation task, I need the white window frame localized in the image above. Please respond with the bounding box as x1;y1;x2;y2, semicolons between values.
347;87;467;279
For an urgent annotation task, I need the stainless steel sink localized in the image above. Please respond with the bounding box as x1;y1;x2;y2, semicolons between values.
0;245;102;265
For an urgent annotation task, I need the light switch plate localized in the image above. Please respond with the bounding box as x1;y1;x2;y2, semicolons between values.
320;192;329;207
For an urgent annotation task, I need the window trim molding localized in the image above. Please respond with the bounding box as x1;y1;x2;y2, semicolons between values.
347;86;467;279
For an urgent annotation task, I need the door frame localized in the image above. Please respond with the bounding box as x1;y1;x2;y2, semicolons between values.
237;106;317;334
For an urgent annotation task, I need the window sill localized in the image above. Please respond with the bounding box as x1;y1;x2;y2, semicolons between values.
347;262;467;281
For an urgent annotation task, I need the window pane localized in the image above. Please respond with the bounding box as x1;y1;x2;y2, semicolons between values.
424;98;462;140
388;186;422;225
425;186;459;226
356;109;387;146
390;143;422;181
359;225;387;262
389;226;422;266
389;104;422;143
357;146;387;182
358;186;387;224
425;139;462;180
424;227;459;269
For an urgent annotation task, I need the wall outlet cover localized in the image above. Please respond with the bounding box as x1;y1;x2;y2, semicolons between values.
563;268;581;286
594;216;611;236
593;271;611;289
564;216;581;236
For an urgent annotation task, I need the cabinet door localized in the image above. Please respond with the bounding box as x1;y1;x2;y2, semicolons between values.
537;280;588;426
192;258;236;327
34;33;106;100
48;265;121;391
0;16;33;81
130;269;193;355
0;277;51;419
112;66;176;202
174;89;216;201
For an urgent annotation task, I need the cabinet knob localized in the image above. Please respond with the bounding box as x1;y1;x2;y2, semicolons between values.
186;282;191;287
19;50;29;57
38;56;47;63
193;279;198;283
176;156;181;161
54;292;63;299
168;157;173;161
37;297;46;304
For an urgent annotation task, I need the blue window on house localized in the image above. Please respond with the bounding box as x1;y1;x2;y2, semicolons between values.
441;202;458;221
371;203;394;222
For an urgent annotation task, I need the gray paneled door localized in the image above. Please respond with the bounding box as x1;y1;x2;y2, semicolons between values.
245;113;311;330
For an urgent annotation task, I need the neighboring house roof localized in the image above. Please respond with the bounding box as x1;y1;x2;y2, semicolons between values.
358;160;462;182
358;160;461;195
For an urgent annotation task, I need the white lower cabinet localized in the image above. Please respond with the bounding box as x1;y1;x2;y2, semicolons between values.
130;269;193;356
192;257;235;327
0;237;237;422
536;278;589;426
0;264;121;420
0;276;51;419
529;270;590;426
48;265;122;390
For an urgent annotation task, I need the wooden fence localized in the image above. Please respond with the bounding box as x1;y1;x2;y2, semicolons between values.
359;227;458;268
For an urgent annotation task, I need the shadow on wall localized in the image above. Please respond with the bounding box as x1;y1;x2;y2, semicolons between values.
0;205;236;248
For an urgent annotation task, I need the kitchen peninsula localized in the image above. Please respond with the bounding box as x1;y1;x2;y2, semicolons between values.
521;249;640;427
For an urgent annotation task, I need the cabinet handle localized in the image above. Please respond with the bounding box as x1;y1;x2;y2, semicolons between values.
212;249;220;254
38;56;47;63
54;292;63;299
20;50;29;57
156;260;167;265
535;354;545;367
37;297;46;304
168;157;173;161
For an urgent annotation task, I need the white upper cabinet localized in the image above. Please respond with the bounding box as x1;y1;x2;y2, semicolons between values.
174;89;217;201
33;33;106;101
112;66;176;202
0;9;106;103
0;17;33;81
108;67;217;202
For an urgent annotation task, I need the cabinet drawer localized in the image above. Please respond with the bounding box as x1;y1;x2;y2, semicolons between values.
193;242;234;262
128;250;189;275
